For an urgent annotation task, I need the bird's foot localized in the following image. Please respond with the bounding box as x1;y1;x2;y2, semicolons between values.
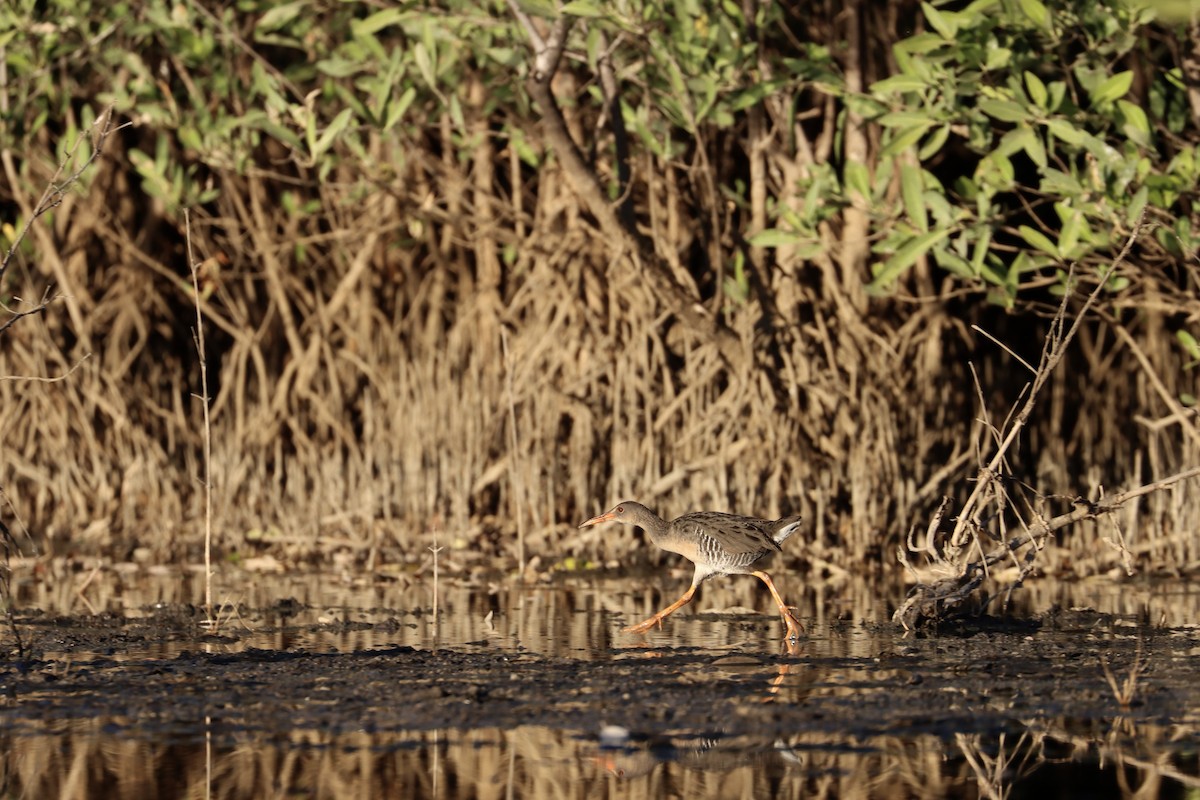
623;615;665;634
780;607;806;640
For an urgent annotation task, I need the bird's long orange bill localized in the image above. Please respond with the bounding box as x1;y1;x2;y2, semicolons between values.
579;511;615;528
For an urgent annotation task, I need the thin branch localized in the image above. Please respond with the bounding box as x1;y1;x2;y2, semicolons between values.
0;106;123;288
0;352;91;383
972;324;1037;375
0;286;56;337
1110;321;1200;449
186;210;215;626
947;213;1146;548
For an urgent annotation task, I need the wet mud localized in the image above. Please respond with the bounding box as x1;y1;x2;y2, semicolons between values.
1;607;1192;753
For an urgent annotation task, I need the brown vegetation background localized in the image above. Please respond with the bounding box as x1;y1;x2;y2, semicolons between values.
1;0;1197;578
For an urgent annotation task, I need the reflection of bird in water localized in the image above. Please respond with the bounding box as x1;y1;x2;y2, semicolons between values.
579;502;806;642
593;654;811;779
595;725;805;780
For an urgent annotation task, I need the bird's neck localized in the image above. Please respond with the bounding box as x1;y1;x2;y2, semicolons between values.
638;514;671;546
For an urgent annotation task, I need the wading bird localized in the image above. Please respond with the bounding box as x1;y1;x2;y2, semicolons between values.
579;501;805;640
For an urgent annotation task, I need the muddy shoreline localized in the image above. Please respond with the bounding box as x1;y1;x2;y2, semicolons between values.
0;608;1188;753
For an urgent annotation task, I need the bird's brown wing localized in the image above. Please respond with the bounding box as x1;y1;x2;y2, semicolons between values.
673;512;782;557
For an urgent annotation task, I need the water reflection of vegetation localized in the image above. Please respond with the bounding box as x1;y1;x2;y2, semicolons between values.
3;717;1197;799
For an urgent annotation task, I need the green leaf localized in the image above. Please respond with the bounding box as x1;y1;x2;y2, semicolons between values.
561;0;606;17
868;229;952;292
918;124;951;160
1045;118;1086;145
844;161;871;201
921;2;958;38
1018;0;1050;29
986;47;1013;71
316;58;365;78
1177;329;1200;361
1040;167;1084;196
1019;225;1059;258
385;86;417;131
1047;81;1067;112
978;99;1028;123
1118;99;1152;147
353;8;406;37
935;248;975;279
896;33;949;55
971;226;993;273
878;111;935;128
413;42;436;88
996;126;1034;158
747;228;804;247
257;1;307;33
871;75;928;93
1024;131;1047;168
1091;71;1134;106
1127;186;1149;227
313;108;353;160
1024;71;1048;108
1059;209;1083;256
901;165;928;232
880;122;934;158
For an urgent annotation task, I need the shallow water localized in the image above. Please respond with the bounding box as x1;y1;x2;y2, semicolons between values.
2;564;1199;798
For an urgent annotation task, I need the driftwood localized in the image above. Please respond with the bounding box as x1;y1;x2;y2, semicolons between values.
893;466;1200;630
894;212;1200;629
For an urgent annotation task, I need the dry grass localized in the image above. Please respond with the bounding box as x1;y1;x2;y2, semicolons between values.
0;92;1197;584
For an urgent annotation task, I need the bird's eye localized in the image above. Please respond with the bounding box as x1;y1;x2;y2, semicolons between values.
616;506;624;513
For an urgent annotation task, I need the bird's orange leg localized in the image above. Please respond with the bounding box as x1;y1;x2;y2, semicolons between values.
751;570;806;639
624;584;698;634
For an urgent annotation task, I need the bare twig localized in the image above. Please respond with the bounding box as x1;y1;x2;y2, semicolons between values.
500;327;527;576
1101;638;1147;708
1110;321;1200;449
949;216;1143;549
0;352;91;383
429;538;444;642
186;210;215;625
0;106;123;288
0;520;24;659
971;324;1038;375
0;286;56;337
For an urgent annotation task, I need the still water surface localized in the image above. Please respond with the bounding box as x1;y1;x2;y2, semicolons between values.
2;564;1198;798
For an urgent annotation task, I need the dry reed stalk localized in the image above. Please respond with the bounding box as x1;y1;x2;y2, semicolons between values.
500;327;526;576
1101;638;1147;709
429;537;443;641
185;210;214;623
205;715;212;800
955;731;1041;800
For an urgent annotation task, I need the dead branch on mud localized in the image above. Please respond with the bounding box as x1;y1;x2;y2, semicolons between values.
892;211;1200;630
895;465;1200;629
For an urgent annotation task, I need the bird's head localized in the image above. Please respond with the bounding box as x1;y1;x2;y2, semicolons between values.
578;501;651;529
